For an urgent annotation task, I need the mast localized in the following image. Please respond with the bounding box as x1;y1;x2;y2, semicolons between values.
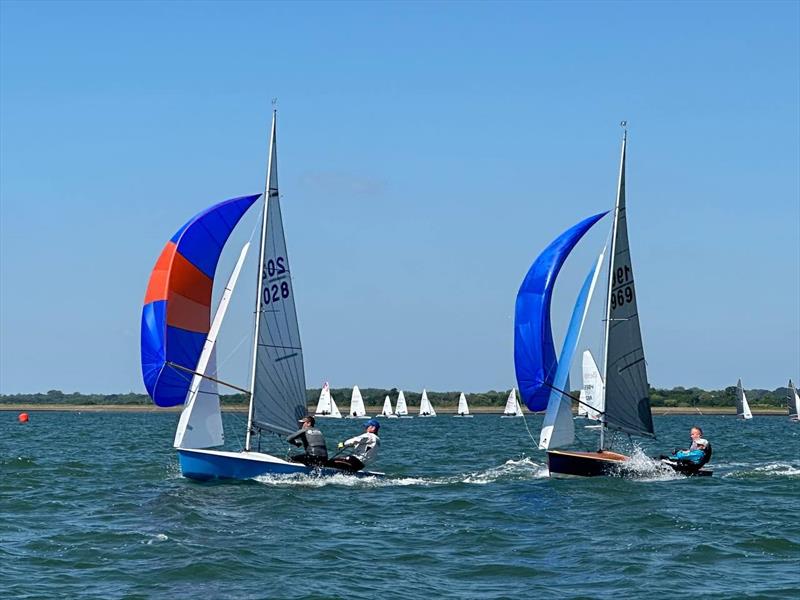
600;124;627;451
245;109;277;451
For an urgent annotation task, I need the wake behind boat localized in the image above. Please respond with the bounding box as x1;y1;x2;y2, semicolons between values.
513;125;710;478
140;110;381;481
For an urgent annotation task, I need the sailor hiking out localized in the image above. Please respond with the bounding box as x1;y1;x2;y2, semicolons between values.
330;419;381;472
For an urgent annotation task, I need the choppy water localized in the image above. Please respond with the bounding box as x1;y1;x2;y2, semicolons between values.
1;411;798;599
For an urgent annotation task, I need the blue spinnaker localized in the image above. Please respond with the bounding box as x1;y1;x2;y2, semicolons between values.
514;212;607;412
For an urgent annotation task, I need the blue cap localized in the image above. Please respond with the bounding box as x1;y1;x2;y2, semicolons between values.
365;418;380;430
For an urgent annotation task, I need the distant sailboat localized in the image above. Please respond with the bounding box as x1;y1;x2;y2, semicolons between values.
346;385;369;419
788;380;800;422
576;350;604;422
419;389;436;417
141;110;380;479
735;379;753;419
395;390;412;418
315;382;342;418
514;126;693;477
454;392;473;417
378;395;397;418
501;389;523;418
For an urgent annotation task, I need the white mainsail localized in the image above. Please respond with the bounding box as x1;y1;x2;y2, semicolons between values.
315;382;332;415
456;392;470;416
314;382;342;418
395;390;409;416
348;385;367;418
174;243;250;449
736;379;753;419
789;380;800;421
380;395;394;417
419;389;436;417
502;389;523;417
246;112;308;446
580;350;604;421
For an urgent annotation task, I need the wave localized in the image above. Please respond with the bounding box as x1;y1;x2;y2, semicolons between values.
250;457;549;488
722;462;800;478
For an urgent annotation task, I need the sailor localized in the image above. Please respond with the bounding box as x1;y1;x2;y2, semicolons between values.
331;418;381;472
667;437;710;466
286;415;329;467
687;426;704;450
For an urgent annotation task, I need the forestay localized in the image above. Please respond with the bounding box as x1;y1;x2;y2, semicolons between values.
602;134;653;438
248;116;308;438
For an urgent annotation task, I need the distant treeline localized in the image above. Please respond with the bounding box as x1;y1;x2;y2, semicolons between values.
0;386;793;408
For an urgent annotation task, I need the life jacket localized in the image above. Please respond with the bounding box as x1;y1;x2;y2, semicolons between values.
698;442;712;466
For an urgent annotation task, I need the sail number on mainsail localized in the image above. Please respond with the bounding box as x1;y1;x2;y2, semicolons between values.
262;256;290;304
610;265;634;310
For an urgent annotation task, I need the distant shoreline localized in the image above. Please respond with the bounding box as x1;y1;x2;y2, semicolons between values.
0;404;788;416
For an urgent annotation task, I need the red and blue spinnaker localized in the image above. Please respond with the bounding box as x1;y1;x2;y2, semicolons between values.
141;194;260;407
514;212;608;412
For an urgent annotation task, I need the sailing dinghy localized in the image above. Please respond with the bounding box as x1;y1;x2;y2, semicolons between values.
576;350;604;424
346;385;369;419
395;390;412;418
315;382;343;418
378;395;397;418
735;379;753;419
789;380;800;422
454;392;473;417
418;389;437;417
141;110;381;480
501;389;524;418
514;126;708;478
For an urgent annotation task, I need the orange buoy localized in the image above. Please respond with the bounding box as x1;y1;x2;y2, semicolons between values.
18;412;29;423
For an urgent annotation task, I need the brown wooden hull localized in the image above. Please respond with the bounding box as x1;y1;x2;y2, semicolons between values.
546;450;630;478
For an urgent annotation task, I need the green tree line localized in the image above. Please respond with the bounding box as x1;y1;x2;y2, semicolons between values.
1;385;793;408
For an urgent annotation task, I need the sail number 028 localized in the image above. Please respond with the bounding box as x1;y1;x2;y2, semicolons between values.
262;257;290;304
610;265;634;310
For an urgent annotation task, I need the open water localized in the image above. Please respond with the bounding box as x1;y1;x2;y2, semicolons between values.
1;411;798;599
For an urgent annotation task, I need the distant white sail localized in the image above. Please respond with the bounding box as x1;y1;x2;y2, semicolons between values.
395;390;409;416
736;379;753;419
456;392;470;416
380;395;394;417
174;243;249;449
789;380;800;421
348;385;367;418
419;389;436;417
580;350;604;421
503;389;523;417
315;382;332;415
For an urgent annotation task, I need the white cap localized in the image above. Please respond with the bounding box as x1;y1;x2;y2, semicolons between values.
695;438;708;447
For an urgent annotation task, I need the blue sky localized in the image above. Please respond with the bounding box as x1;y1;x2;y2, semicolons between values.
1;1;798;395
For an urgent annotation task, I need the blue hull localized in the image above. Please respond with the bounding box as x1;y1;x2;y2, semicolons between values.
177;449;383;481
